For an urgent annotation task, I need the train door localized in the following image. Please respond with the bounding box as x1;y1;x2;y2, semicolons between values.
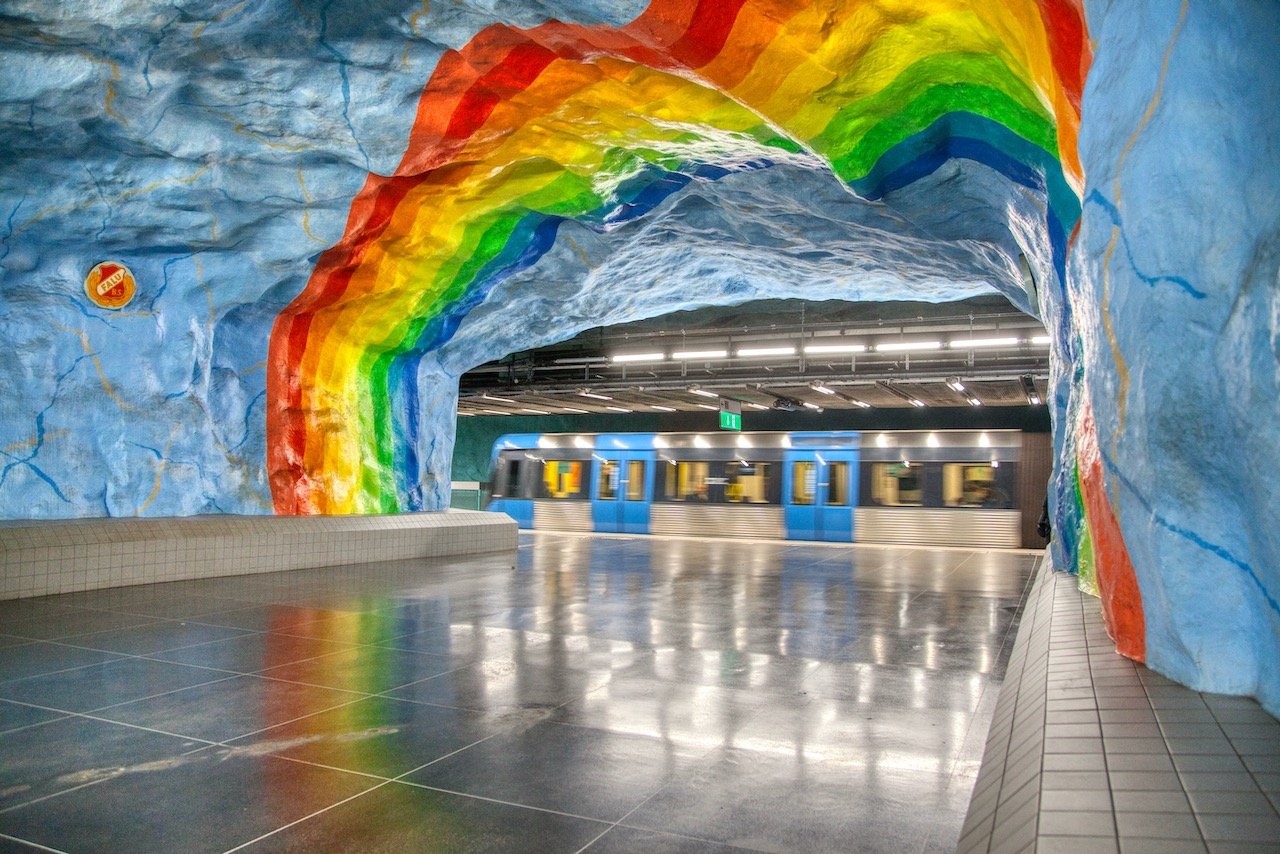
783;449;858;542
591;437;655;534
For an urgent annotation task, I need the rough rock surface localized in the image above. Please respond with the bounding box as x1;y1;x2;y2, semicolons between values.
0;1;1277;713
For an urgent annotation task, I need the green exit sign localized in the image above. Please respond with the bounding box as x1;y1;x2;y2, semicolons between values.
718;398;742;431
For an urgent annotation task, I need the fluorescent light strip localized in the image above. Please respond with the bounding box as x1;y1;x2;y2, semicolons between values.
811;384;836;395
968;397;982;407
481;394;515;403
876;341;942;352
736;346;795;357
1030;335;1051;345
611;352;665;363
802;402;822;411
651;405;677;412
578;391;612;401
672;349;728;360
745;403;770;410
804;343;866;354
695;403;718;410
560;407;589;414
909;399;926;407
689;388;720;398
949;337;1020;349
605;406;632;413
849;399;871;409
520;408;548;415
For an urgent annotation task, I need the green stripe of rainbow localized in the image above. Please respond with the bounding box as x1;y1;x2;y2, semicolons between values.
267;0;1091;516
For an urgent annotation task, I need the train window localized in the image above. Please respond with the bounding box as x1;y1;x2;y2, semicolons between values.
791;461;816;505
726;461;773;504
598;460;619;500
870;462;923;506
944;464;1010;508
826;461;850;506
625;460;645;501
541;460;587;499
671;461;710;501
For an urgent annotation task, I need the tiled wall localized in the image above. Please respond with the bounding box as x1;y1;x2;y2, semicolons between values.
0;510;517;600
959;564;1280;852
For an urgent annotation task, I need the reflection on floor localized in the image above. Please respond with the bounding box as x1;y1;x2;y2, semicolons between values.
0;532;1038;853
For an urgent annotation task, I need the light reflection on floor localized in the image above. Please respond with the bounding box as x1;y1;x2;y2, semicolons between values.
0;532;1038;852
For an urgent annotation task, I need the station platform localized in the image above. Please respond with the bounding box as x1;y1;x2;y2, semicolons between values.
0;531;1274;852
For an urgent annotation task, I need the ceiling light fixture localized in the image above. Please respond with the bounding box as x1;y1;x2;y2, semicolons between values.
1030;335;1051;345
560;407;589;414
481;393;514;403
875;341;942;353
1020;374;1043;405
745;402;770;411
672;348;728;360
968;397;983;407
611;352;665;363
804;343;866;354
736;346;796;357
578;390;612;400
520;408;549;415
876;380;927;408
802;401;823;411
945;377;966;392
811;382;837;395
949;337;1020;349
651;405;676;412
695;403;718;410
605;406;632;413
689;387;720;398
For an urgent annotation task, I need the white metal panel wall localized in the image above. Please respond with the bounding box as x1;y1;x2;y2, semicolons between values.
650;505;786;540
533;501;595;532
854;508;1021;548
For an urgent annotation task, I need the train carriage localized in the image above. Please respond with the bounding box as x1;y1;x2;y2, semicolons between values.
486;430;1046;549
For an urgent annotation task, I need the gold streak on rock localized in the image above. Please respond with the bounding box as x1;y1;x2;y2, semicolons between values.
194;1;248;41
19;166;211;235
298;168;327;244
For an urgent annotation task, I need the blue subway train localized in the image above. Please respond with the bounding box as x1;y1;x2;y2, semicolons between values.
486;430;1050;549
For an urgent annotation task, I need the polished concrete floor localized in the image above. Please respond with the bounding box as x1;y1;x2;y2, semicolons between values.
0;533;1038;853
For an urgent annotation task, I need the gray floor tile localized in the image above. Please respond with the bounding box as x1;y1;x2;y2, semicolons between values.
227;694;515;778
0;745;377;853
406;718;708;822
1196;811;1280;842
0;715;203;811
68;620;252;656
1116;810;1203;839
0;641;125;683
95;673;366;742
0;657;231;713
251;781;610;853
0;699;68;737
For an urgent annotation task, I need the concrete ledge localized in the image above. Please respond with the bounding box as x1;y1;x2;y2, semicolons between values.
0;510;517;600
959;564;1280;852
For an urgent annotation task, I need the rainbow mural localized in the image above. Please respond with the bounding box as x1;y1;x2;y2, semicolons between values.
266;1;1143;650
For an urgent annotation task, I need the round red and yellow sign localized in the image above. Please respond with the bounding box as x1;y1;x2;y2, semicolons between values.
84;261;136;309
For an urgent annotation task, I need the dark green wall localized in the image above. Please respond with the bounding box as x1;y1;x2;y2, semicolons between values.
450;406;1050;483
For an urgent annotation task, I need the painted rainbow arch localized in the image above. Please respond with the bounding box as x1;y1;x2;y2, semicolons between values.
266;0;1140;656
